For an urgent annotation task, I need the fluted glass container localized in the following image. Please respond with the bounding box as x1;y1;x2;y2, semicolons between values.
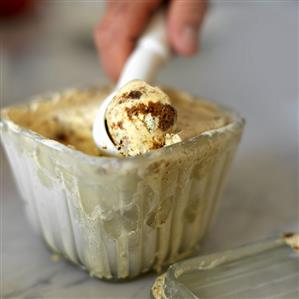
0;87;244;280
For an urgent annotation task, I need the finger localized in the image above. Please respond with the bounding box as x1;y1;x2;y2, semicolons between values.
94;0;161;81
167;0;208;55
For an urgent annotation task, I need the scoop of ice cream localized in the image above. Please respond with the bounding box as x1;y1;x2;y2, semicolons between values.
106;80;181;156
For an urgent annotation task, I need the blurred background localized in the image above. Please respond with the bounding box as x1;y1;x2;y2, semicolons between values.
1;1;298;298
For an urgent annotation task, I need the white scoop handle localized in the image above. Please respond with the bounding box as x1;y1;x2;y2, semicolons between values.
116;10;170;88
93;10;170;155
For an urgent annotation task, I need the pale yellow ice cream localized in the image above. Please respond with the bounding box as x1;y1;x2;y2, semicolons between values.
106;80;181;156
5;86;231;156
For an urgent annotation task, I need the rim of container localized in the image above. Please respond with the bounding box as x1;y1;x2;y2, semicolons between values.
0;87;245;166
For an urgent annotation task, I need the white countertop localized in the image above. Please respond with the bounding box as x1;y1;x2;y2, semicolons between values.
1;1;298;298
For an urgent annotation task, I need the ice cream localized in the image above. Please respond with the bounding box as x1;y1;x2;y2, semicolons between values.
5;86;231;157
106;80;181;156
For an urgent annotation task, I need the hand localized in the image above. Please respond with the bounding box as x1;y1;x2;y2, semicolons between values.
94;0;208;81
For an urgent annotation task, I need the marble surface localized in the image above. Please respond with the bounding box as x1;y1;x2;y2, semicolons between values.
1;1;298;298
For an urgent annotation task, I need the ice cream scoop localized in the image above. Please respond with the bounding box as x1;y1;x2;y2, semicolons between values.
92;11;170;156
106;80;181;156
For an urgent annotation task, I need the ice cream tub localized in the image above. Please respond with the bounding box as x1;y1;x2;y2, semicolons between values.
0;86;244;280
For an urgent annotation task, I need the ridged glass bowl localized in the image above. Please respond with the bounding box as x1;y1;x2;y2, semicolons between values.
0;86;244;280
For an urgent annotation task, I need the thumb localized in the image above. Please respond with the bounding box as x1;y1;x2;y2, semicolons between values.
167;0;208;55
94;1;161;81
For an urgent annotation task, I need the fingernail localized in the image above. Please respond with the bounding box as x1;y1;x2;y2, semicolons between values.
181;25;198;52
